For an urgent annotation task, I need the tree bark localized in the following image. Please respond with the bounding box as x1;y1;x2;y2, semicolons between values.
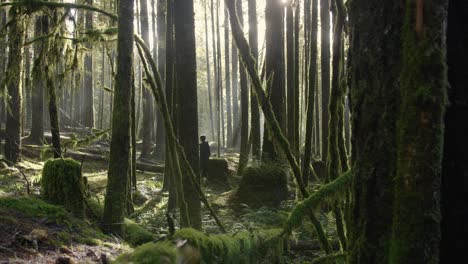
224;7;232;150
103;0;134;235
4;4;25;163
174;0;202;229
248;0;260;160
261;0;285;162
320;0;330;161
82;0;95;128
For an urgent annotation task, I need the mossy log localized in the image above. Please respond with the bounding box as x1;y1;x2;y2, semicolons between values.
115;228;284;264
41;158;85;218
232;163;288;209
206;158;230;186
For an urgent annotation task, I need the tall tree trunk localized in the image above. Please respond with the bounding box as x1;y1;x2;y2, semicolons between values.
103;0;134;235
293;2;300;156
29;15;46;145
153;0;167;160
82;0;94;128
99;46;105;129
231;32;239;148
174;0;202;229
216;1;225;149
4;5;25;164
248;0;260;160
261;0;285;162
302;0;318;186
390;1;448;262
238;0;250;174
286;2;295;155
320;0;330;161
0;7;6;133
441;1;468;262
203;0;215;142
347;0;403;262
210;0;220;156
224;7;232;150
46;65;61;158
139;0;155;159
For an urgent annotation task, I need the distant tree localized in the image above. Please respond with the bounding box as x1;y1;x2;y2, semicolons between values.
174;0;202;229
153;0;167;160
139;0;155;159
224;7;233;150
238;0;250;174
202;0;215;142
28;15;47;145
320;0;330;161
262;0;285;162
82;0;94;128
103;0;134;235
302;0;318;186
231;24;239;148
248;0;260;160
4;3;26;163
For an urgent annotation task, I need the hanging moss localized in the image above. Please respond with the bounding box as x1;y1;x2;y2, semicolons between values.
41;158;85;218
115;228;284;264
232;163;288;209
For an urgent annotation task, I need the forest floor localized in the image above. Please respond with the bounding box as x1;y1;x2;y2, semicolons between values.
0;134;331;263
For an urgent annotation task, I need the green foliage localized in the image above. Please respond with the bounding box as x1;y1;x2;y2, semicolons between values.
284;171;352;235
41;158;85;218
116;228;284;264
233;163;288;209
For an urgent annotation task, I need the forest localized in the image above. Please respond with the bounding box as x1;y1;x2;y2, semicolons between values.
0;0;466;263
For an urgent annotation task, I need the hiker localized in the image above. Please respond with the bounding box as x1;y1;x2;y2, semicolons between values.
199;135;211;180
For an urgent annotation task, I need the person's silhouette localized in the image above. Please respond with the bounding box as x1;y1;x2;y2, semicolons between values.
199;135;211;180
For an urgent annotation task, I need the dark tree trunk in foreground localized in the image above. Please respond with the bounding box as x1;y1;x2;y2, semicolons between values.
238;0;250;174
82;0;94;128
389;1;448;262
139;0;155;159
262;0;285;162
174;0;202;229
347;0;403;262
441;1;468;262
320;0;330;161
46;66;62;158
248;0;260;160
29;15;46;145
103;0;134;235
4;6;25;163
302;0;318;186
286;2;295;155
153;0;167;160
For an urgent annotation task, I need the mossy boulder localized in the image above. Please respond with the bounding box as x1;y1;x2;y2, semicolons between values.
41;158;85;218
206;158;230;186
232;163;288;208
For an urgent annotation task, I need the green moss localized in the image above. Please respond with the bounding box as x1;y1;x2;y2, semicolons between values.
118;228;284;264
123;218;156;247
233;163;288;209
207;158;230;186
41;158;85;218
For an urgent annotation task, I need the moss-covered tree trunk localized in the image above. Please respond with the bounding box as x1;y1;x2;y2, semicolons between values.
103;0;134;235
248;0;260;160
46;66;62;158
389;1;448;262
302;0;318;186
82;0;94;128
4;4;26;164
28;15;46;145
347;0;403;262
237;0;250;174
286;2;295;156
174;0;202;229
440;1;468;262
262;0;285;162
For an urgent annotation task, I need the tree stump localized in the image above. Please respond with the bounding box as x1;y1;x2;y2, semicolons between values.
206;158;230;187
41;158;85;218
232;163;288;208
